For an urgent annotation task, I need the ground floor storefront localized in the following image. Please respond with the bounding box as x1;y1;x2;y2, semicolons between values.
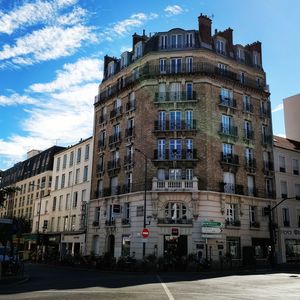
278;228;300;263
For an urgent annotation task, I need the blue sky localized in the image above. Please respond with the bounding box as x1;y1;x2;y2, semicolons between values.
0;0;299;170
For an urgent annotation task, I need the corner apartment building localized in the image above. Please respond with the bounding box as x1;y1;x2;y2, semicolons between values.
273;136;300;263
0;146;64;249
35;137;93;256
87;14;275;262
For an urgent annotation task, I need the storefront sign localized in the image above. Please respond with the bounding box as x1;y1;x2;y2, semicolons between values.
201;227;221;234
202;221;222;228
282;229;300;237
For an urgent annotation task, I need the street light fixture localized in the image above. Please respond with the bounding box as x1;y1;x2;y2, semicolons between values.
266;196;299;267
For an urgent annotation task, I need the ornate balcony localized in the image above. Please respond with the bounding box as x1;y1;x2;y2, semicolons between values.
107;159;121;174
219;182;244;195
125;127;135;138
153;149;198;163
225;219;241;227
108;132;121;147
245;157;256;173
126;99;136;112
219;95;237;109
157;217;193;226
153;120;197;134
218;124;238;139
152;177;198;191
220;152;239;165
110;106;123;119
154;91;197;103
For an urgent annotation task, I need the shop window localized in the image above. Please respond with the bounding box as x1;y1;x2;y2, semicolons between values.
226;237;241;259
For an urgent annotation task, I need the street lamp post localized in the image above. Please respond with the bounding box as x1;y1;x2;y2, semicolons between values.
267;196;298;267
135;148;148;257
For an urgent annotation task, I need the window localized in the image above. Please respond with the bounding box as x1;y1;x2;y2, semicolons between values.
85;144;90;160
185;110;193;129
75;168;80;184
165;202;187;221
69;151;74;166
73;192;78;208
186;33;193;47
186;169;193;180
226;203;239;224
99;130;106;148
122;235;131;256
169;169;181;180
243;95;251;112
43;220;48;230
265;178;273;197
292;159;299;175
54;176;59;190
58;195;63;211
282;208;290;227
295;184;300;200
245;147;253;163
279;156;286;172
247;175;255;196
52;197;57;211
159;59;166;74
280;181;288;198
94;207;100;224
71;215;76;231
110;176;119;196
223;143;233;158
56;217;61;231
216;39;225;54
96;180;103;198
169;139;182;160
240;72;245;84
124;202;130;220
158;139;166;159
68;171;72;187
137;206;144;217
249;206;257;225
50;217;55;232
170;82;181;101
44;200;48;214
82;189;86;203
83;166;88;182
134;41;142;58
62;154;67;169
61;174;65;188
56;157;61;171
220;88;233;100
221;115;233;134
226;237;241;259
223;172;235;194
66;194;70;210
160;35;168;49
186;139;193;159
158;111;166;130
244;120;252;139
218;63;227;74
63;216;68;231
186;82;193;100
77;148;81;164
170;111;181;130
262;125;270;145
170;58;182;73
186;57;193;73
171;34;182;48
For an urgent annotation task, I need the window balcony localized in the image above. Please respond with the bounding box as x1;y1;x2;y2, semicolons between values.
153;120;197;133
105;220;116;227
99;114;108;124
263;161;274;174
126;99;136;112
243;130;255;141
261;134;272;147
108;132;121;147
220;152;239;165
219;95;237;109
243;103;254;113
225;219;241;227
152;177;198;191
219;182;244;195
97;139;106;151
110;106;123;119
121;218;131;226
124;155;134;169
153;149;198;161
96;164;105;175
245;157;256;172
157;217;193;226
154;91;197;103
125;127;135;138
218;124;238;138
260;107;271;119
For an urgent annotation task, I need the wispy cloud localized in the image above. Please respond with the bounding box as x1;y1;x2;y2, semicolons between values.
29;58;102;93
272;103;283;113
0;57;103;168
164;5;184;16
101;12;158;39
0;25;97;66
0;93;38;106
0;0;78;35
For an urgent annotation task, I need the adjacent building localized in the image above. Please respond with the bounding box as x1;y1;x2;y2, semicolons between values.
283;93;300;141
35;137;93;256
88;14;275;263
273;136;300;263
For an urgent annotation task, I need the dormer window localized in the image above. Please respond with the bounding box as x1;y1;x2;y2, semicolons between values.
121;52;128;69
134;42;143;59
160;35;168;49
108;61;115;77
186;33;194;47
237;48;245;63
216;40;225;55
171;34;183;49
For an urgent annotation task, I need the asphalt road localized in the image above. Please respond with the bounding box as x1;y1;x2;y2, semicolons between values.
0;263;300;299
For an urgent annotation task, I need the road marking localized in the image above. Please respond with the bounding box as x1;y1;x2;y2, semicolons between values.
156;274;175;300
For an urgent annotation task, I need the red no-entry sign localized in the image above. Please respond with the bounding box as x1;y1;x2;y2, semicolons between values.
142;228;149;238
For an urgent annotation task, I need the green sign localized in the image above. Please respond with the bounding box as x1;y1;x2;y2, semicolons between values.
202;221;222;228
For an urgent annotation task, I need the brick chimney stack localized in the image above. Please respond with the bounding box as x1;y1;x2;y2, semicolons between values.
198;14;212;45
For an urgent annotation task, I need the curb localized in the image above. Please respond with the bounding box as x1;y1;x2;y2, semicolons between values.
0;275;29;287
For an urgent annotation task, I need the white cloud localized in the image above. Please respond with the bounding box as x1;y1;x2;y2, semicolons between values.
102;12;158;38
0;0;78;35
164;5;184;16
29;58;103;93
0;57;103;169
120;45;132;53
0;25;97;66
272;103;283;113
0;93;37;106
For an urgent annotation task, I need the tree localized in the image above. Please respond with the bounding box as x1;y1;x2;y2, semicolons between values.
0;186;19;208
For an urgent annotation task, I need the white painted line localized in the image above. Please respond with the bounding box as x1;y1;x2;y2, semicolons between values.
157;274;175;300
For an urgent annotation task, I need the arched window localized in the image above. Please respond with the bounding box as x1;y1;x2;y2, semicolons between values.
164;202;187;222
